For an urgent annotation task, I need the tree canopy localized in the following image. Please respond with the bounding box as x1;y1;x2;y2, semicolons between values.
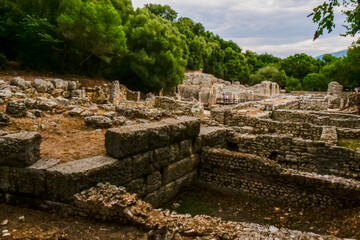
309;0;360;39
0;0;358;93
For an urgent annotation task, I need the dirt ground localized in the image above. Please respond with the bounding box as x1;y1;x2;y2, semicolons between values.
166;187;360;239
0;203;146;239
2;111;106;163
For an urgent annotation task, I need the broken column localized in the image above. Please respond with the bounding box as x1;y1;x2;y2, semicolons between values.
109;80;121;106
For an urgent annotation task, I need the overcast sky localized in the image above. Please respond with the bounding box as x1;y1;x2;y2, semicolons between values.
132;0;358;58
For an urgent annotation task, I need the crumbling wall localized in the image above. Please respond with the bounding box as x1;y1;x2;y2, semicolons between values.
272;109;360;128
199;148;360;207
230;134;360;180
217;110;324;140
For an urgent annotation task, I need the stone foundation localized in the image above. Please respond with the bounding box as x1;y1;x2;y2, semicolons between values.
199;148;360;208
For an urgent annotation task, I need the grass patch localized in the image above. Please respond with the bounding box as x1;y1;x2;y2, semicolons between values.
165;191;215;216
338;139;360;152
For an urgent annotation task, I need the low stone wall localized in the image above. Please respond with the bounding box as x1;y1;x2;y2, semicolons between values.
0;117;201;208
272;109;360;129
230;134;360;180
199;148;360;207
298;98;328;111
223;111;323;140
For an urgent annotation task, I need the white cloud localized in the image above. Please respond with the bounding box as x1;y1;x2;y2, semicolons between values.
131;0;358;57
231;35;358;58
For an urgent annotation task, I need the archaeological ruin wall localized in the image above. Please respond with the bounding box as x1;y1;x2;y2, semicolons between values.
199;148;360;208
0;117;202;208
229;134;360;180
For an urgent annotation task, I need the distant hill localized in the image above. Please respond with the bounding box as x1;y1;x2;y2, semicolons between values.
316;49;347;59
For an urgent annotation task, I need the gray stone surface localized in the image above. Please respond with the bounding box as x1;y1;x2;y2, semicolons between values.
52;79;68;90
106;116;200;159
85;115;113;128
6;101;27;117
10;77;27;90
33;79;48;93
0;112;10;126
0;132;41;167
68;107;84;116
162;154;199;185
46;156;131;201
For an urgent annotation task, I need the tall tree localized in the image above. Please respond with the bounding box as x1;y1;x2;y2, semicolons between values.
144;3;178;22
280;53;322;79
57;0;127;71
121;9;187;92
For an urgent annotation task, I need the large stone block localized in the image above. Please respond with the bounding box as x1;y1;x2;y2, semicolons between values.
0;132;41;167
106;116;200;159
162;154;199;185
179;139;192;159
131;151;153;178
0;166;17;192
45;156;131;202
193;127;229;152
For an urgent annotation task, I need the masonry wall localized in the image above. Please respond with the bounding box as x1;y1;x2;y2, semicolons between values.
0;117;201;208
230;134;360;180
272;109;360;129
199;148;360;207
223;111;324;140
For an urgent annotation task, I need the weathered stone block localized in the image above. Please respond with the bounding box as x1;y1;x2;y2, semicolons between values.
6;101;27;117
16;168;46;196
169;143;180;163
193;127;229;152
0;132;41;167
143;171;162;194
162;154;199;185
174;170;197;193
153;146;170;169
0;166;17;192
131;151;153;178
179;139;192;159
106;117;200;159
125;178;145;196
46;156;131;202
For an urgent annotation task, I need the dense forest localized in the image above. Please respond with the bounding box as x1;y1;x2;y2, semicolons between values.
0;0;359;92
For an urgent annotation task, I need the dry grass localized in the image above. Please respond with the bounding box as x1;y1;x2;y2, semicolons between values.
2;114;106;163
338;139;360;152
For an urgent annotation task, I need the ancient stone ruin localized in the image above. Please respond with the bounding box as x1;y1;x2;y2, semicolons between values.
178;72;280;106
1;74;360;239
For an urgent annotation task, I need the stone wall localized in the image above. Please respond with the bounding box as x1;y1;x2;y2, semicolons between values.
0;117;201;208
272;109;360;129
218;110;324;140
230;134;360;180
178;72;280;106
105;116;200;207
199;148;360;207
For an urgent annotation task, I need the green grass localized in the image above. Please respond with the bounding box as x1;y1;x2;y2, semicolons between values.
165;191;216;216
338;139;360;152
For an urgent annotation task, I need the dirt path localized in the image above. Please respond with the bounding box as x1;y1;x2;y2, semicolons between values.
0;203;146;239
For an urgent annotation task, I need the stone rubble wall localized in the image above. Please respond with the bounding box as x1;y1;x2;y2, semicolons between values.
230;134;360;180
2;183;336;240
69;183;336;240
199;148;360;208
215;110;324;140
272;109;360;129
